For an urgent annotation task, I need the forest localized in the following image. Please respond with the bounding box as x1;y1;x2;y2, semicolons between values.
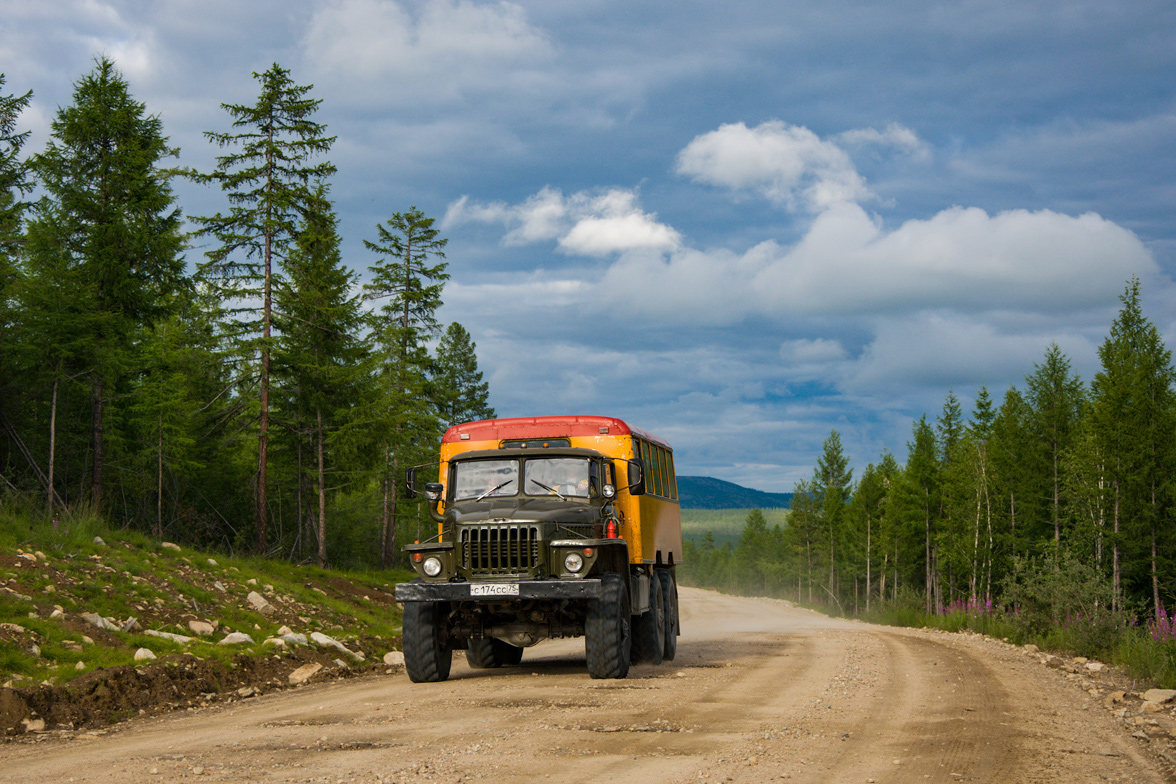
0;60;495;569
684;279;1176;673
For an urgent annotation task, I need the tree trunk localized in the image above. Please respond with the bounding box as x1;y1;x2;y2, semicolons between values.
90;375;104;509
48;372;59;515
316;404;327;568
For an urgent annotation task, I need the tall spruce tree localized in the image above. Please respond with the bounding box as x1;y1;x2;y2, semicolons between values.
363;207;450;565
193;63;335;554
432;322;495;427
28;57;184;510
273;186;368;567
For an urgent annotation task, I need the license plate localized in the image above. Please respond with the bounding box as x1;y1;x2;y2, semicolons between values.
470;583;519;597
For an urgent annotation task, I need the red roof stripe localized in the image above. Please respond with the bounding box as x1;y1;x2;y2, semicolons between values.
442;415;672;450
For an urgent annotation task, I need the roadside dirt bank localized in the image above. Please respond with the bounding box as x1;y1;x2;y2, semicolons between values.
1;587;1172;784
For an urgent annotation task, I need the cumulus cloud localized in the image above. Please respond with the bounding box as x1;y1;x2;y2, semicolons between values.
675;120;872;211
302;0;552;101
841;313;1098;393
445;186;681;256
598;202;1156;320
780;338;847;364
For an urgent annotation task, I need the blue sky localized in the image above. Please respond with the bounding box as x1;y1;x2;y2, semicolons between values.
5;0;1175;491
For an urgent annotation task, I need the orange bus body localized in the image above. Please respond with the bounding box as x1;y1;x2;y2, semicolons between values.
438;415;683;567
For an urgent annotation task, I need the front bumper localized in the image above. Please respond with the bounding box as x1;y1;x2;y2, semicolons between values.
395;578;602;602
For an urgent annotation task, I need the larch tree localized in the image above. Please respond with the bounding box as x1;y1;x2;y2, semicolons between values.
0;74;33;497
273;186;368;567
28;57;185;511
812;430;852;603
432;322;495;428
363;207;450;565
1025;343;1085;546
192;63;335;554
1088;279;1176;613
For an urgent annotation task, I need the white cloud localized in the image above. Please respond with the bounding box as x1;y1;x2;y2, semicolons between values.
780;338;847;364
445;186;681;255
674;120;872;211
842;313;1098;393
835;122;929;160
302;0;552;102
597;202;1156;321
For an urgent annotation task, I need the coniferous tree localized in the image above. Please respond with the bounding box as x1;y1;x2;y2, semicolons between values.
27;57;185;511
193;63;336;554
812;430;852;602
0;74;33;378
1088;279;1176;612
273;187;368;567
893;416;940;610
1025;343;1085;546
363;207;450;565
432;322;495;427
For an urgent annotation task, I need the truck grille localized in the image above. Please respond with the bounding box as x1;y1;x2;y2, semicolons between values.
461;525;540;574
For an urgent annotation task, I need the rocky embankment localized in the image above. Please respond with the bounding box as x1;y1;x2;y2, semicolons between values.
0;538;407;736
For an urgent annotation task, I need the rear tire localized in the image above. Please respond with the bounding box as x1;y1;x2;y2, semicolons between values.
586;573;630;679
467;637;524;668
631;571;665;665
403;599;452;683
657;568;678;661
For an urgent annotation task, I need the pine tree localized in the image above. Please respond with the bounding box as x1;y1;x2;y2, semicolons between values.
27;57;185;510
192;63;336;554
894;416;940;611
432;322;495;427
363;207;450;566
273;186;368;567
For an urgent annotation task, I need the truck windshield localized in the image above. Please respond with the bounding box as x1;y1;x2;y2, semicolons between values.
452;459;518;501
524;458;594;498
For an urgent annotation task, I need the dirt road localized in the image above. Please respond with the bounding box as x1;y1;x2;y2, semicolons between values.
1;587;1171;783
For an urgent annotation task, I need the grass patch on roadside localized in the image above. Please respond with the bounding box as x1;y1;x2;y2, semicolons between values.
0;501;414;688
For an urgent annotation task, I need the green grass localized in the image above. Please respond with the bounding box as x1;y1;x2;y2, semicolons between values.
680;508;789;547
0;500;414;687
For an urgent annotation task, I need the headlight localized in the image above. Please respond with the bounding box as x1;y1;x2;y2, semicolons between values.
564;552;584;573
422;557;443;577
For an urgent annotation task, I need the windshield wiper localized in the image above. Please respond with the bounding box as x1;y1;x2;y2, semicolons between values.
528;479;567;500
475;479;514;502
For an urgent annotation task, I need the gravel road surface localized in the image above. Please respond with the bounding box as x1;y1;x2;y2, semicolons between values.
1;587;1170;783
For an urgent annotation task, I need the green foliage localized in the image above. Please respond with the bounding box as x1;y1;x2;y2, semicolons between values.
432;322;495;428
192;62;336;555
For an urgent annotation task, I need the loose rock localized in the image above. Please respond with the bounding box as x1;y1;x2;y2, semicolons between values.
218;632;255;646
134;648;156;661
288;662;322;685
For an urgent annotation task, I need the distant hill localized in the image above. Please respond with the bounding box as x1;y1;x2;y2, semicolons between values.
676;476;792;510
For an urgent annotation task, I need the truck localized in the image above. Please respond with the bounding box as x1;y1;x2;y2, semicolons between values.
394;415;683;681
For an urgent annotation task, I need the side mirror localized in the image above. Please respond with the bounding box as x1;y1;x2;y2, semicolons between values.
405;466;418;498
424;482;444;502
627;459;645;496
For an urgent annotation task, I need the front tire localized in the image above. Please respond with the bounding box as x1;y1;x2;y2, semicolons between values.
403;599;452;683
632;571;665;665
586;573;630;679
